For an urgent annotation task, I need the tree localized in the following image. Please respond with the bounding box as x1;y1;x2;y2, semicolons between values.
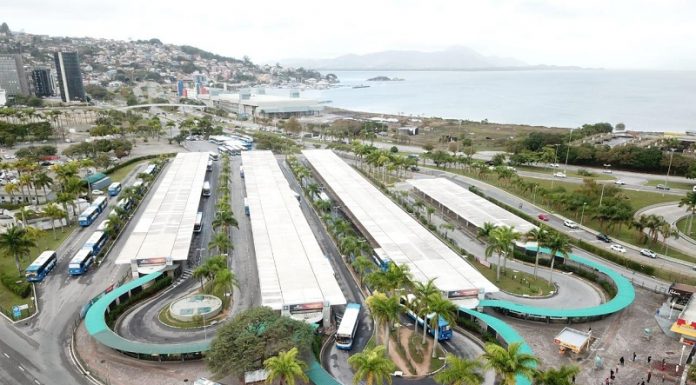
347;345;396;385
534;365;580;385
679;191;696;234
211;268;238;299
212;210;238;233
412;278;438;336
482;342;538;385
0;225;37;274
264;347;308;385
366;292;401;353
352;255;373;285
477;222;496;241
525;225;550;278
207;307;314;379
434;355;484;385
209;232;232;255
285;117;302;136
43;203;66;240
545;232;572;282
428;295;458;357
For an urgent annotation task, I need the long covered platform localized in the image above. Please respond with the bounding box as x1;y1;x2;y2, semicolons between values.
302;149;498;308
114;152;209;277
242;151;346;326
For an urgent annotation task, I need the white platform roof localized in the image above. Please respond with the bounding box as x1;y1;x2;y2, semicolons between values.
408;178;537;234
242;151;346;310
115;152;209;265
302;150;498;297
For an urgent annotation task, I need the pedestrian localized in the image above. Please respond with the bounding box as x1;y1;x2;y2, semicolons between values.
661;358;666;371
620;356;625;366
572;375;575;383
662;374;665;383
611;369;614;378
616;366;619;374
634;352;637;361
605;378;610;385
648;355;652;364
648;370;652;383
641;381;645;385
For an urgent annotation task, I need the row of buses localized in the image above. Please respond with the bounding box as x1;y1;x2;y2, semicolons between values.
78;195;109;227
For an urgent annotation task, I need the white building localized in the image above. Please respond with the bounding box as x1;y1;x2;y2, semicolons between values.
214;89;323;119
0;88;5;106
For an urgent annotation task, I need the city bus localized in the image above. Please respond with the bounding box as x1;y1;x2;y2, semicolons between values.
207;160;213;172
68;249;94;276
83;231;108;255
78;206;100;227
96;219;110;232
143;164;157;176
25;250;57;282
239;166;244;178
92;196;108;213
202;181;211;197
244;198;249;216
336;303;361;350
194;212;203;233
107;182;122;196
209;152;219;161
401;294;452;341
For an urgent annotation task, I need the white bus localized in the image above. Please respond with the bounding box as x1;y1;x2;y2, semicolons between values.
202;181;211;197
194;212;203;233
336;303;361;350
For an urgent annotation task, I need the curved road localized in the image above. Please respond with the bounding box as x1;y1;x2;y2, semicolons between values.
637;203;696;256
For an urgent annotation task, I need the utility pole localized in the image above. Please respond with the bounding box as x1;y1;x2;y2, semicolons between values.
663;148;675;197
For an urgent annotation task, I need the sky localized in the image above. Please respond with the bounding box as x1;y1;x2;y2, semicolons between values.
2;0;696;69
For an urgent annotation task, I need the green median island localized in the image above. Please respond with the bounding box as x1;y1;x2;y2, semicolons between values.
472;260;555;296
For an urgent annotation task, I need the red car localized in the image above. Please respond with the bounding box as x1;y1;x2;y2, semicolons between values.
538;213;550;221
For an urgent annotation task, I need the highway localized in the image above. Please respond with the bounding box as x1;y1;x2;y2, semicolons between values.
637;203;696;256
0;162;150;385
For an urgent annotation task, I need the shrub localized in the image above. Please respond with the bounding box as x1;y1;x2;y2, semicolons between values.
1;273;31;298
408;333;425;364
106;276;172;327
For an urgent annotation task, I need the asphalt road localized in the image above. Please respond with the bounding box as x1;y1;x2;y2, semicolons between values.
0;162;149;385
637;203;696;256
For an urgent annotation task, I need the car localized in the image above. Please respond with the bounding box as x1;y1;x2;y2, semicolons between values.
603;169;613;174
640;249;657;258
538;213;550;221
614;180;626;185
553;172;567;178
563;219;578;229
549;163;560;168
596;233;611;243
3;154;15;160
92;190;105;196
610;244;626;253
693;185;696;192
656;184;671;190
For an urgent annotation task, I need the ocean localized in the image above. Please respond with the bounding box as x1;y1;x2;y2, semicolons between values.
302;70;696;132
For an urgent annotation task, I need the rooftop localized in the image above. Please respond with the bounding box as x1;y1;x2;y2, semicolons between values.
407;178;537;234
242;150;346;311
115;152;208;265
302;150;498;301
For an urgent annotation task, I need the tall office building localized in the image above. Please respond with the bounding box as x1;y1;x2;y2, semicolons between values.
31;68;54;97
0;54;29;96
54;51;86;102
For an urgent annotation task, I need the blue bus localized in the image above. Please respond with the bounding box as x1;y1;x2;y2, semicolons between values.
83;231;108;255
92;196;108;213
25;250;57;282
107;182;122;196
401;295;452;341
68;249;94;276
336;303;361;350
116;197;133;212
78;206;100;227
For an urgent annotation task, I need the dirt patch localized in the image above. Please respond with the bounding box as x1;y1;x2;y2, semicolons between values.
385;326;434;376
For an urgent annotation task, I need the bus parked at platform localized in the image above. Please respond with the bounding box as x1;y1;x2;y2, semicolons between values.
336;303;361;350
78;206;100;227
194;212;203;233
68;249;94;276
25;250;57;282
83;231;108;255
107;182;122;196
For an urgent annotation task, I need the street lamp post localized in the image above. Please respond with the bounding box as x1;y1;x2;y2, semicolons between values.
599;184;607;207
581;202;587;225
564;128;574;174
663;149;675;197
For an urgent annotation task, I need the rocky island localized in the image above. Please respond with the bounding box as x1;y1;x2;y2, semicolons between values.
367;76;405;81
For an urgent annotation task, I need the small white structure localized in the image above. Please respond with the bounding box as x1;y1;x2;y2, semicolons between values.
0;88;6;106
554;327;592;354
169;294;222;322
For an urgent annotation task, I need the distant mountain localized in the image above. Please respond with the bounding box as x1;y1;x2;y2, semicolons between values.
282;46;529;70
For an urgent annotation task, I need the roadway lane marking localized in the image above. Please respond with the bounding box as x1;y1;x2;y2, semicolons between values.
18;365;24;372
34;379;41;384
2;353;8;358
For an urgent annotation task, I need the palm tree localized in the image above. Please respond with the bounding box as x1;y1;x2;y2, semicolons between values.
0;225;37;274
413;278;438;335
347;345;396;385
208;232;232;255
212;210;238;232
534;365;580;385
32;172;53;201
43;203;66;240
477;222;496;241
211;268;238;298
481;342;538;385
545;232;572;282
484;231;506;281
193;263;213;292
679;191;696;234
526;225;550;279
105;213;124;236
434;354;484;385
351;254;373;285
494;225;520;274
366;292;401;353
263;347;308;385
428;295;458;358
4;182;19;204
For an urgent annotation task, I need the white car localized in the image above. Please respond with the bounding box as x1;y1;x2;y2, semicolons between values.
603;169;613;174
549;163;560;168
553;172;567;178
92;190;105;195
3;154;15;160
563;220;578;229
640;249;657;258
610;244;626;253
614;180;626;185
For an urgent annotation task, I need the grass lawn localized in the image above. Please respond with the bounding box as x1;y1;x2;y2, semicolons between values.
644;179;695;191
517;165;615;181
677;215;696;239
106;160;150;183
472;260;555;296
0;224;77;317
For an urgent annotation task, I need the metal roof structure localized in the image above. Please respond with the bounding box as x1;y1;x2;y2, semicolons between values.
115;152;209;265
242;151;346;311
302;150;498;300
407;178;537;234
